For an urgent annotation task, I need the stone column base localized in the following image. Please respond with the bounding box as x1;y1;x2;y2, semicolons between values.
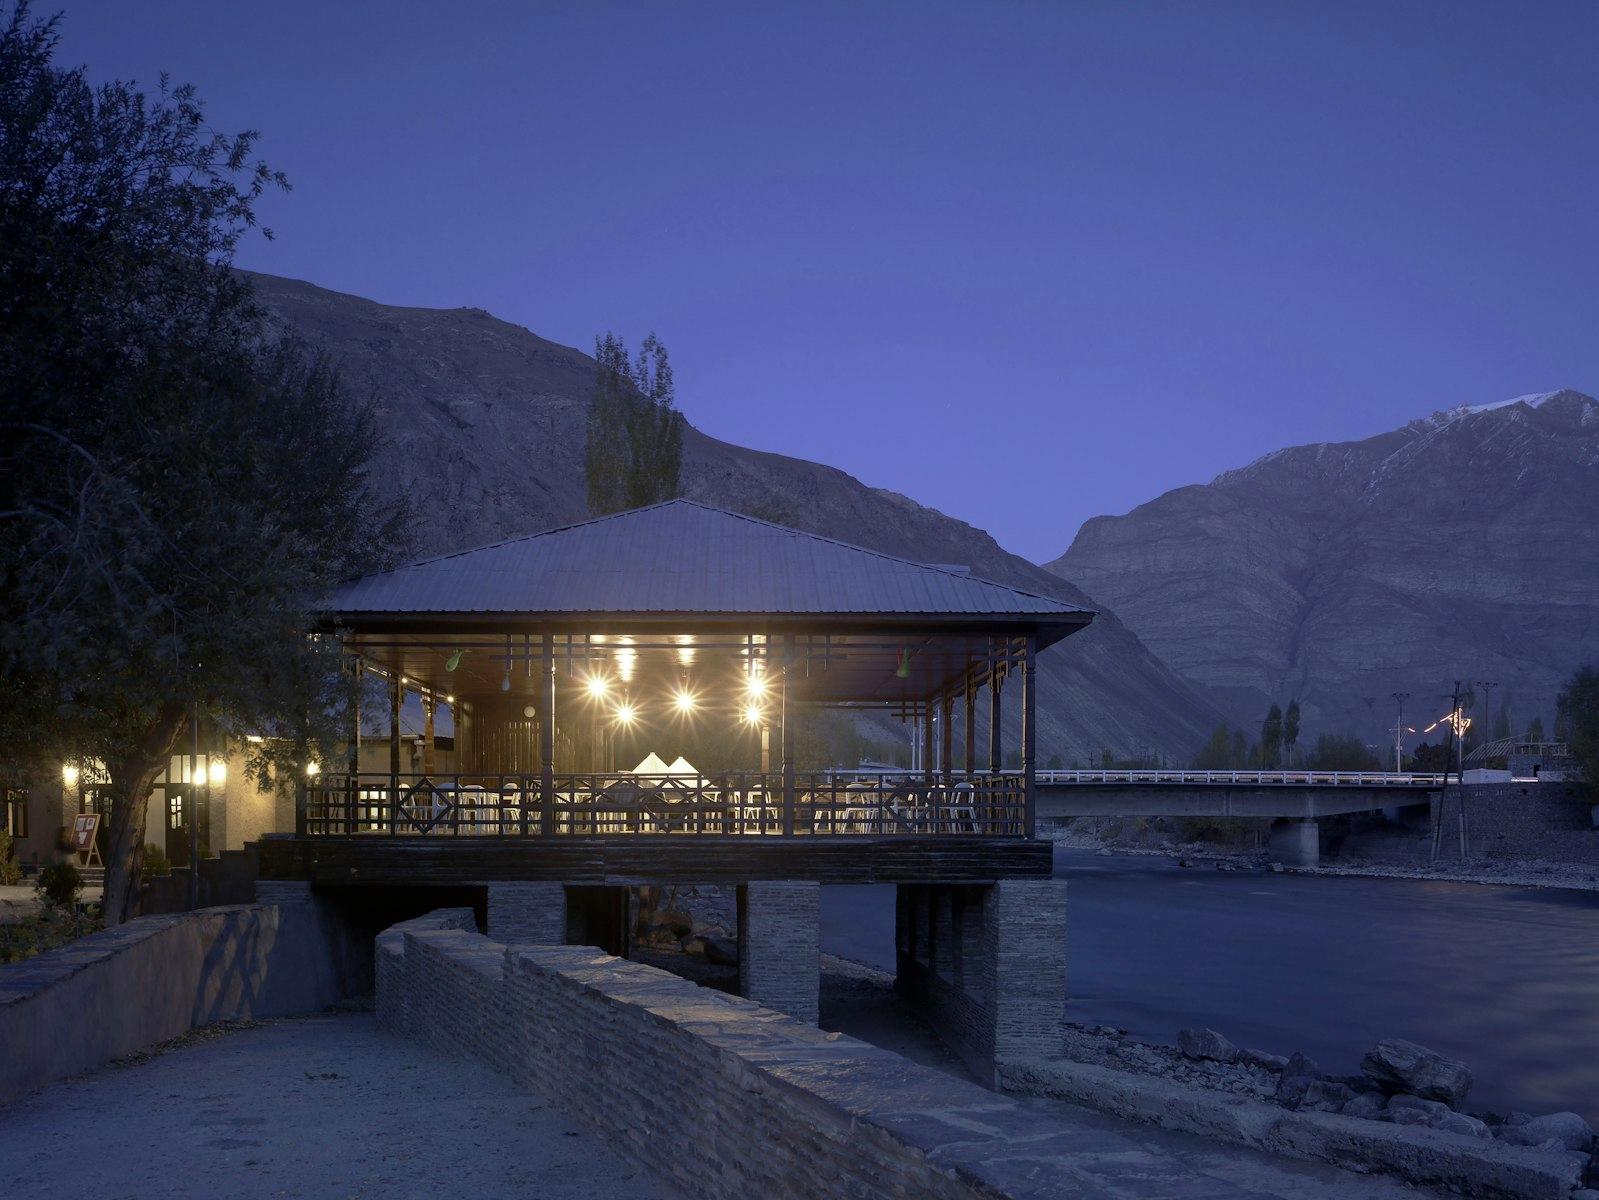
737;881;820;1024
487;882;567;944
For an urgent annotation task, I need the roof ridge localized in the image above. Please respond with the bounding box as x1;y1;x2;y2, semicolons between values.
342;498;1082;613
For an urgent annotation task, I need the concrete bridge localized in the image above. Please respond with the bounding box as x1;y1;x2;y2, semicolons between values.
1033;770;1445;867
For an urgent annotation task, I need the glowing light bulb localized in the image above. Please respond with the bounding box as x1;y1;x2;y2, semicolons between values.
615;703;637;725
585;675;609;699
746;674;768;698
207;759;227;786
305;761;321;777
743;704;763;726
673;690;696;714
62;764;79;787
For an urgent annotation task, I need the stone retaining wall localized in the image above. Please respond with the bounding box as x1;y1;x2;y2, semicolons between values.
0;896;366;1106
376;913;1132;1200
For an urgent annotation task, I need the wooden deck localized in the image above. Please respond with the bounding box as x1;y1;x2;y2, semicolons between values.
256;834;1053;886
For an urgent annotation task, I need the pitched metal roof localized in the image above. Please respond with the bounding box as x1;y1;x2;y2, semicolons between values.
320;500;1088;623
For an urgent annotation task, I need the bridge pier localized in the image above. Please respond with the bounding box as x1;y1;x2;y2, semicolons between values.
1267;818;1320;868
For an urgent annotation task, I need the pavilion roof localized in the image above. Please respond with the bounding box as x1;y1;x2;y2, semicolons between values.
319;500;1089;635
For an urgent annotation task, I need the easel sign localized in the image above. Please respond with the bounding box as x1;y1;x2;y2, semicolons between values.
72;813;102;868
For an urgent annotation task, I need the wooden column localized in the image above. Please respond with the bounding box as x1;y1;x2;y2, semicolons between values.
387;674;402;833
963;677;976;778
540;635;555;837
939;692;954;777
781;634;795;836
421;695;436;776
988;656;1003;774
1021;637;1037;838
921;700;935;782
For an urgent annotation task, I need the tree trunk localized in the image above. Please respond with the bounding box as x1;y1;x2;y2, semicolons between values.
101;702;188;925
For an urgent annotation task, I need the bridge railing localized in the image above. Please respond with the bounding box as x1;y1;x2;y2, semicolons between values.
1035;769;1446;787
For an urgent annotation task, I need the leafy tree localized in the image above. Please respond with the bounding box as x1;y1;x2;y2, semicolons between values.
1305;734;1380;771
1192;724;1233;769
584;331;684;515
0;5;404;922
1283;700;1301;766
1230;728;1248;766
1407;741;1450;772
1527;716;1546;742
1260;704;1284;768
1491;700;1511;742
1557;664;1599;786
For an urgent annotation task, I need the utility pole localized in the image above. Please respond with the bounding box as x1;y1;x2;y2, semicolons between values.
1475;680;1498;745
1391;692;1410;773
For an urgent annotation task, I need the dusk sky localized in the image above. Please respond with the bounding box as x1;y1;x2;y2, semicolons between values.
59;1;1599;562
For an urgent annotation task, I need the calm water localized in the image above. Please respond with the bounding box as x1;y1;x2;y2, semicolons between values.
820;848;1599;1121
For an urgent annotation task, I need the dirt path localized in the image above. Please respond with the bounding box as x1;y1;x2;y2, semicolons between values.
0;1011;676;1200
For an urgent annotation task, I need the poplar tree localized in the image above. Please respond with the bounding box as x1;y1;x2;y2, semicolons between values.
584;331;684;516
1260;704;1284;768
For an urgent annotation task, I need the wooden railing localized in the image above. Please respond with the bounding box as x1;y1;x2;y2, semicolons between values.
303;772;1027;838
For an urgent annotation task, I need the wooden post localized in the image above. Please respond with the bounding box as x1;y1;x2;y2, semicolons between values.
963;676;976;778
921;700;935;782
988;655;1003;775
421;694;436;776
388;674;401;834
940;692;954;777
781;634;795;836
1022;637;1037;838
540;635;555;837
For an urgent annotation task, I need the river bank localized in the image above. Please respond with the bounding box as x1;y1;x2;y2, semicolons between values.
819;848;1599;1125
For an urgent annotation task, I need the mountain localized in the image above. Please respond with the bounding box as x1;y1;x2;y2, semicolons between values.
245;270;1224;763
1045;391;1599;746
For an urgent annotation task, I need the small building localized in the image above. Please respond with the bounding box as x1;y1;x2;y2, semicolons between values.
260;500;1094;1073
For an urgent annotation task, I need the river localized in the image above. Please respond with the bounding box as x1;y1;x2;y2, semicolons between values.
819;848;1599;1122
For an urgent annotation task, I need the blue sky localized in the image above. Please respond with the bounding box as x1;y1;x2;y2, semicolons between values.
55;1;1599;561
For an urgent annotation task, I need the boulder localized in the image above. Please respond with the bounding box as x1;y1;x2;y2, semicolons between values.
1293;1080;1354;1113
1282;1051;1321;1080
1433;1111;1491;1140
1340;1092;1387;1120
703;937;738;967
1238;1047;1289;1072
1497;1112;1595;1151
1360;1038;1473;1106
1177;1028;1237;1063
1385;1095;1452;1127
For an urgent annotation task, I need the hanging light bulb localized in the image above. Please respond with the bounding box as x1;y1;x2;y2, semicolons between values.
673;689;696;714
743;703;763;726
585;674;609;700
615;702;637;726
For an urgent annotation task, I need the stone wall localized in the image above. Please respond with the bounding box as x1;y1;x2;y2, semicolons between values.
375;915;1132;1200
1335;781;1598;868
895;878;1068;1081
0;896;367;1106
1451;781;1597;864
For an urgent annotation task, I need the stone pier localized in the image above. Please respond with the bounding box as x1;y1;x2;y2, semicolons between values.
486;882;567;944
1267;818;1320;868
737;881;820;1024
895;878;1068;1081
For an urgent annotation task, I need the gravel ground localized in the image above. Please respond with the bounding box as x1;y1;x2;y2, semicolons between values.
0;1011;676;1200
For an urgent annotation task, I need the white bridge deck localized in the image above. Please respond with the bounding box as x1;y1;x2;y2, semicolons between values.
1035;770;1445;788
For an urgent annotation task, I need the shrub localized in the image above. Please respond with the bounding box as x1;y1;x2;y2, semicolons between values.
36;861;82;909
0;830;22;885
142;843;171;875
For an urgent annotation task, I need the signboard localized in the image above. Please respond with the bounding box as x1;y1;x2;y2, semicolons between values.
72;812;102;868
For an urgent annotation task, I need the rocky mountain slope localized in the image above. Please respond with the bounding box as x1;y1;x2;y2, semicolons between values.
1045;391;1599;742
246;271;1223;763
